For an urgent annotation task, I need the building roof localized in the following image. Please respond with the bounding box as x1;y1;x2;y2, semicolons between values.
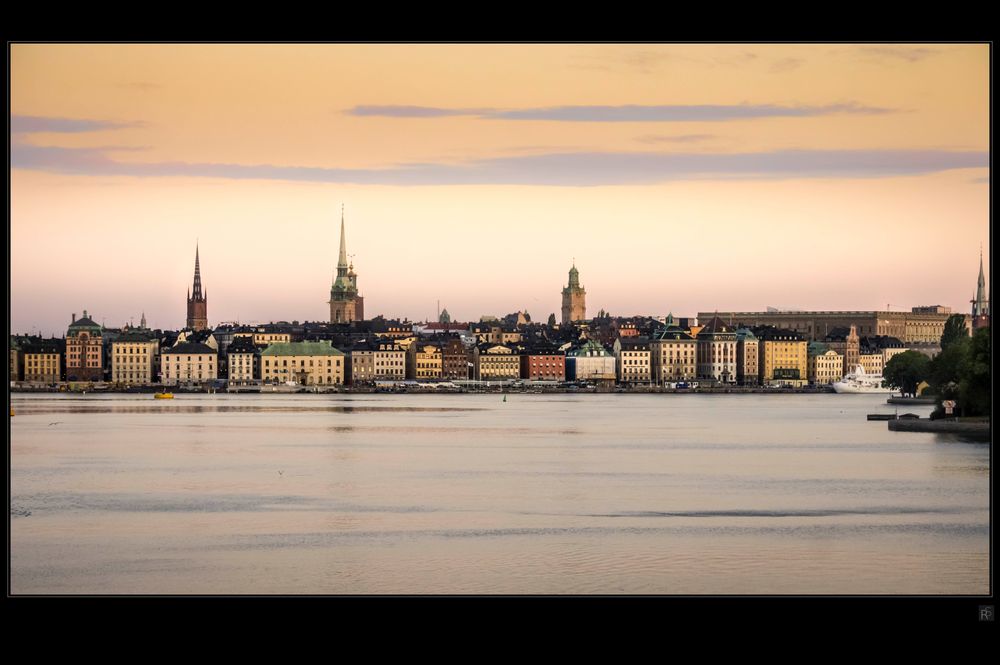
617;337;650;351
698;316;734;336
651;327;694;341
68;312;101;332
260;341;344;356
734;327;757;341
163;342;216;355
114;332;157;344
807;341;831;356
755;327;805;342
227;336;262;354
567;338;611;356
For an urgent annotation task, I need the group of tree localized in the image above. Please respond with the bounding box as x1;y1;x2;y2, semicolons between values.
882;313;990;417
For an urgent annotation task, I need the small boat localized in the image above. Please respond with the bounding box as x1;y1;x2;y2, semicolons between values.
154;392;174;399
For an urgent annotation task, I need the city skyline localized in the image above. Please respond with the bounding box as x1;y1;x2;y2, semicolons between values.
11;43;990;336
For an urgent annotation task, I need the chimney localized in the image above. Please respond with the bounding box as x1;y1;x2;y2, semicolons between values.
83;309;88;319
72;313;76;323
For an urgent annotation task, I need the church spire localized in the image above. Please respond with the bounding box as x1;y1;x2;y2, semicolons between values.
974;245;988;316
192;243;203;300
339;204;348;271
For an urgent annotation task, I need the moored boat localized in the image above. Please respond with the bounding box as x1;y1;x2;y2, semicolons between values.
832;365;893;394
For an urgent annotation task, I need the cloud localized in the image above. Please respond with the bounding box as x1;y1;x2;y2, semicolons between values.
636;134;717;144
11;142;987;187
858;46;941;62
11;115;145;133
346;102;894;122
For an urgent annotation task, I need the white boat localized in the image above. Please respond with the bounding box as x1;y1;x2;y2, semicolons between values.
832;365;893;394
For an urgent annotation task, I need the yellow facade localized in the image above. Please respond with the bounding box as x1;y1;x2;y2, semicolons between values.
759;339;808;387
808;350;843;385
253;333;291;346
111;339;158;385
24;352;60;383
410;344;443;380
475;345;520;380
262;353;344;386
858;353;884;376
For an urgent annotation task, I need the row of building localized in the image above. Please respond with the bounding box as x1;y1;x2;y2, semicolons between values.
9;310;925;389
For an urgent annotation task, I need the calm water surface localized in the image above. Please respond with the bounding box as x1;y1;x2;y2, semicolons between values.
9;393;989;594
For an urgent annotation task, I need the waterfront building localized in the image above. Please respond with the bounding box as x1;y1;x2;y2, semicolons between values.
474;343;520;381
65;311;104;382
971;249;991;331
613;337;651;384
111;332;159;385
329;209;362;324
755;327;808;387
347;338;405;384
858;352;884;376
807;342;843;386
561;262;587;324
186;245;208;331
520;344;566;382
161;341;217;386
261;341;344;386
824;325;860;378
566;338;616;382
734;328;759;386
227;335;262;386
22;338;63;383
861;335;908;369
440;336;470;380
9;336;24;383
696;316;737;384
649;321;697;384
408;341;443;380
701;309;951;344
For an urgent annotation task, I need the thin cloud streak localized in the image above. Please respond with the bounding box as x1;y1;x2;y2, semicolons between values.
636;134;717;144
859;46;941;63
346;103;894;122
11;115;145;133
12;142;987;187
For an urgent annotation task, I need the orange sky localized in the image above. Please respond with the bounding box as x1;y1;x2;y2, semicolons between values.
10;44;990;335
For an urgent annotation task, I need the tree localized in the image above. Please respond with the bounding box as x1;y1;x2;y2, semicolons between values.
940;314;969;351
958;326;991;416
547;313;556;327
883;350;931;397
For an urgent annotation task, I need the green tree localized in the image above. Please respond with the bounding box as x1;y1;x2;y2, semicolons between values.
958;326;991;416
883;350;931;397
547;313;556;327
929;336;970;391
940;313;969;350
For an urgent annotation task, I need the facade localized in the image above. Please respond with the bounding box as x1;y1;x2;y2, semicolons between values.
440;337;470;380
560;263;586;324
566;339;616;382
329;210;362;324
252;332;291;346
700;309;950;344
735;328;759;386
65;311;104;381
650;325;697;384
111;333;159;385
408;342;443;380
696;316;737;384
186;245;208;331
756;327;808;387
613;337;651;384
348;338;405;384
520;346;566;382
807;342;842;385
10;337;24;383
22;338;62;383
261;341;344;386
858;353;884;376
161;342;218;385
824;325;859;378
227;336;262;385
474;343;520;381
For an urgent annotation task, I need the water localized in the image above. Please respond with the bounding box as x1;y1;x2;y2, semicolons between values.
9;393;989;594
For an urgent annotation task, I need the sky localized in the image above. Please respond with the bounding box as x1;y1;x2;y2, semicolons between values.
9;43;990;336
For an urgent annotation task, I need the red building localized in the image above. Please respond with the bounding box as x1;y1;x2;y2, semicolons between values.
65;310;103;381
520;347;566;382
